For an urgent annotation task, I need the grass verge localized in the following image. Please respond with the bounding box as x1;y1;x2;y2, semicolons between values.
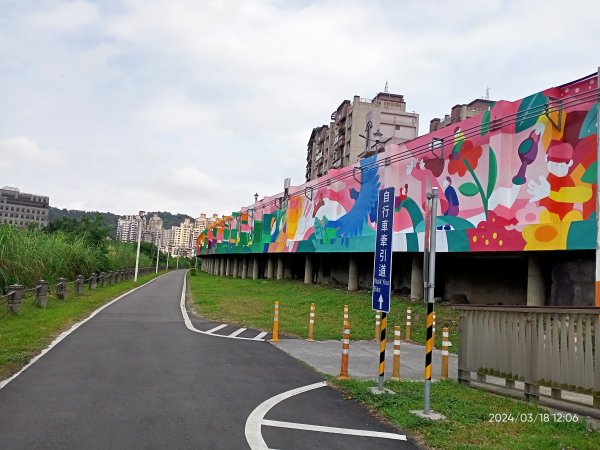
328;378;599;449
0;271;165;380
188;271;459;350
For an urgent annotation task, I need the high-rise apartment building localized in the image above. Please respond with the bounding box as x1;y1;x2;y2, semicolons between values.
142;213;163;246
116;215;147;243
0;186;49;228
306;93;419;181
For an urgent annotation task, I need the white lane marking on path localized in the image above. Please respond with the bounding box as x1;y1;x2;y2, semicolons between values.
262;420;407;441
244;381;407;449
245;382;327;450
0;273;167;391
180;273;266;341
206;324;228;334
228;328;247;337
253;331;268;340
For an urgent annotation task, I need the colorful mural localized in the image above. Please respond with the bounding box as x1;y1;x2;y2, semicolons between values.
198;74;599;255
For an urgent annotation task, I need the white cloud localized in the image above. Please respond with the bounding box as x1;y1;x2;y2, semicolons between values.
0;136;61;170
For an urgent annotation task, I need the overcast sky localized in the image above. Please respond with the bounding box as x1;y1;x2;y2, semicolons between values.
1;0;598;217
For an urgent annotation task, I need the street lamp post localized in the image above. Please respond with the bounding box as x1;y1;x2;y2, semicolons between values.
155;236;161;274
134;210;146;281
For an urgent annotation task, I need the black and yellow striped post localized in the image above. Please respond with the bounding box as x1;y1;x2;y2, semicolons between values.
377;312;387;391
375;311;381;342
423;187;438;416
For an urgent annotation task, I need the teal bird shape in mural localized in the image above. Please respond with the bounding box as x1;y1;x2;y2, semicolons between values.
326;156;381;246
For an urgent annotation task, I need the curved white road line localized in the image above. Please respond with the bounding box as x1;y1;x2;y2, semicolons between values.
245;381;407;449
180;272;267;341
245;382;327;450
0;273;167;391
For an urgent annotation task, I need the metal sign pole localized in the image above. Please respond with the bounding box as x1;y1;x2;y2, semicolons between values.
424;187;438;415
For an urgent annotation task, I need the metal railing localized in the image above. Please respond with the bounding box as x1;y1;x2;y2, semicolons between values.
1;267;161;319
455;305;600;409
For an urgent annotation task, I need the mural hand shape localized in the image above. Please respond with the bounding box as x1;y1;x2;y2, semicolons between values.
527;175;551;203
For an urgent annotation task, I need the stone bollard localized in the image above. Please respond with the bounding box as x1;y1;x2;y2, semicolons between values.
115;271;121;283
57;278;67;300
7;284;24;314
75;275;84;295
110;271;115;284
90;273;97;290
36;280;49;308
99;272;105;288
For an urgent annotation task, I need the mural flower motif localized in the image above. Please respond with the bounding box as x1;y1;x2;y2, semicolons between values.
466;211;526;251
514;202;545;231
448;140;483;177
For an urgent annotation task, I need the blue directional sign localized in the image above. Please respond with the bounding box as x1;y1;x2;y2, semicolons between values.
372;187;395;313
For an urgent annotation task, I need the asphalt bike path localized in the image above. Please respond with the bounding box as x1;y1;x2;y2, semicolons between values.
0;270;417;449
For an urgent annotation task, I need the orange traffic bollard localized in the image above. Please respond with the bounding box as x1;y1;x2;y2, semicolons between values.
271;300;280;342
338;322;351;380
405;308;412;340
391;325;401;381
307;303;315;341
441;327;449;379
343;304;349;326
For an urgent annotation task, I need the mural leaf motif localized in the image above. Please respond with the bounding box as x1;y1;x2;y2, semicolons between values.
459;182;479;197
486;147;498;198
579;103;598;139
581;161;597;184
516;92;547;133
480;109;491;136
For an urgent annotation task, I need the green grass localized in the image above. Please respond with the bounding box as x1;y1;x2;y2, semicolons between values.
0;271;164;380
329;378;599;449
188;271;459;349
0;225;153;291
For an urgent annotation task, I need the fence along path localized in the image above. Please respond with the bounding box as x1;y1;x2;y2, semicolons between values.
455;305;600;411
1;267;157;319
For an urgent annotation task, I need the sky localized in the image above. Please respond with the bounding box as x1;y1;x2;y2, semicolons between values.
1;0;598;217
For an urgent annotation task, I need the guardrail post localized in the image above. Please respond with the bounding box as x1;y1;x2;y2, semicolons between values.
99;272;105;288
75;275;84;295
57;278;67;300
36;280;49;308
458;312;470;385
524;314;539;403
90;273;97;290
7;284;24;314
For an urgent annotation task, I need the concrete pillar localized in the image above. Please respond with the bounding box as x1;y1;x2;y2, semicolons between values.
276;255;284;280
225;258;231;277
410;254;423;301
232;257;239;278
267;256;274;279
304;255;313;284
348;255;358;291
252;257;259;280
7;284;24;314
317;255;324;283
242;257;248;279
527;254;545;306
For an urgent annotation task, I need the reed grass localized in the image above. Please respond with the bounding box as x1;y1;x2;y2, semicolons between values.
0;225;152;291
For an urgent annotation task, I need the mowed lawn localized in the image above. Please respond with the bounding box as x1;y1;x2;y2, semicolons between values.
0;271;164;380
188;271;460;350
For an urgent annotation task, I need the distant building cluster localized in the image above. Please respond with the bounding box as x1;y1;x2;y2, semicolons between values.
0;186;49;228
116;212;219;257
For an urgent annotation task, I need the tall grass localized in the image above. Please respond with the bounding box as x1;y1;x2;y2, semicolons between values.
0;225;151;291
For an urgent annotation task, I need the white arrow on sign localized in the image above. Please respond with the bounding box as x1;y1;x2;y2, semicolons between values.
378;294;384;310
